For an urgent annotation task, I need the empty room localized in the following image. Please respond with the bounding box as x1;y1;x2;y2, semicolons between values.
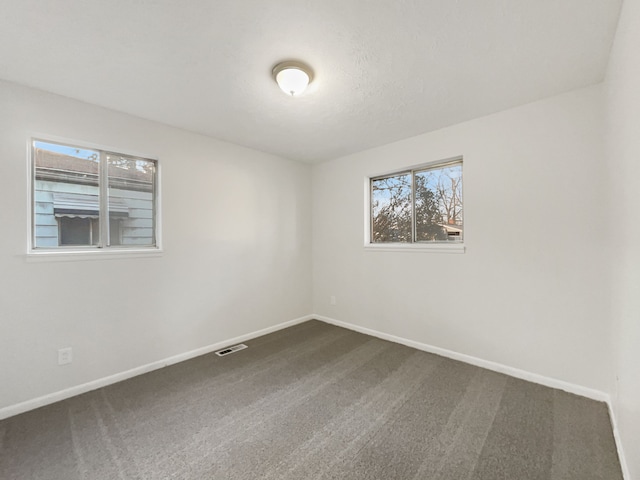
0;1;639;479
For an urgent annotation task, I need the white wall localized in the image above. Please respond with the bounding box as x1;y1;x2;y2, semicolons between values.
0;80;312;410
312;85;612;393
605;0;640;476
0;27;635;474
2;49;633;474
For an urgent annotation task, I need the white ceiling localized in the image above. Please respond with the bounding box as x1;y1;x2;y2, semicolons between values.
0;1;622;163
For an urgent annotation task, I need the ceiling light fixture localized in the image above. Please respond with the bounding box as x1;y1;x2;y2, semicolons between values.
272;61;314;96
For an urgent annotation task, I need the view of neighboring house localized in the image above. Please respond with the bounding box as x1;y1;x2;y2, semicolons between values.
33;144;156;248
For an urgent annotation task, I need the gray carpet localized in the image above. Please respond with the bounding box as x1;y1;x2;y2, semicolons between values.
0;320;623;479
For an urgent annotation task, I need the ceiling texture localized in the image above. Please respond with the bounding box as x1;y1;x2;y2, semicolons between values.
0;1;622;163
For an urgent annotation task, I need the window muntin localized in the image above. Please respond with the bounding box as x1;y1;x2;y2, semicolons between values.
32;140;158;250
370;159;463;244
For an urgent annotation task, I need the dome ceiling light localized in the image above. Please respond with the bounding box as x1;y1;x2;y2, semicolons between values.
272;61;314;96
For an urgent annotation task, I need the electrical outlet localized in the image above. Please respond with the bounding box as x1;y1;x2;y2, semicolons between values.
330;295;337;305
58;347;73;365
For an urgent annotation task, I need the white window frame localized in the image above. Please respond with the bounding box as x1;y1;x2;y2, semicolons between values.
27;136;163;261
364;156;465;254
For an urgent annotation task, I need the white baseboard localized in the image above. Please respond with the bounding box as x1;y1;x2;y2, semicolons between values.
2;312;629;479
314;314;610;402
320;310;629;477
315;314;638;477
607;399;631;480
0;314;313;421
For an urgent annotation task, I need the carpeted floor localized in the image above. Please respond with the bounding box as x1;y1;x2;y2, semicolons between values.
0;320;623;479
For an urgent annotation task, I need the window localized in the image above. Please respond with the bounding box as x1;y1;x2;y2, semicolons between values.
57;217;122;246
370;159;463;244
31;139;158;251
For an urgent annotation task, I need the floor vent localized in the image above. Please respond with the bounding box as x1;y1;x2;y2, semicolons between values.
215;344;248;357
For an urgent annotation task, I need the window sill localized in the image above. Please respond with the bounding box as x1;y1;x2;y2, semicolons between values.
25;248;163;262
364;242;465;254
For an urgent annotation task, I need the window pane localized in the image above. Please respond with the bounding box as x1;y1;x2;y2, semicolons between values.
107;154;156;247
415;163;463;242
59;217;92;245
371;173;412;243
33;141;100;248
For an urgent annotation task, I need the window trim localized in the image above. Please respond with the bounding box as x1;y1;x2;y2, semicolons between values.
364;156;465;253
27;135;163;259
